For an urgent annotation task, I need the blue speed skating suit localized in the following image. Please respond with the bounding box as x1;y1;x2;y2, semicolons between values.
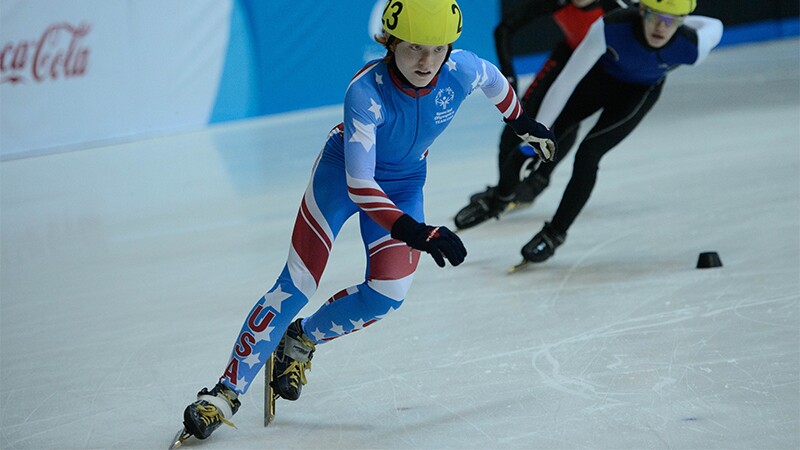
220;49;526;394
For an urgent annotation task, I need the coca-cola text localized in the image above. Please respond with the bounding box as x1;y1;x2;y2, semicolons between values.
1;22;91;84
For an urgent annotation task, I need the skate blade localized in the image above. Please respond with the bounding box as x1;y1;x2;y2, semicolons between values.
264;352;276;426
168;427;192;449
507;260;530;273
506;201;532;212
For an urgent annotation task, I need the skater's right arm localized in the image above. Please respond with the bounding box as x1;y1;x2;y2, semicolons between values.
342;70;403;232
342;65;467;268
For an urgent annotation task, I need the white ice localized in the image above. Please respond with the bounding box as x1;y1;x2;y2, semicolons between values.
2;38;799;449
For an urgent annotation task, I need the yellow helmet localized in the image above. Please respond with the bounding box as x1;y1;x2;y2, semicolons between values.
640;0;696;15
382;0;463;46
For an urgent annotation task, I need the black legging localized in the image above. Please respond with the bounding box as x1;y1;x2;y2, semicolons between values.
500;64;664;234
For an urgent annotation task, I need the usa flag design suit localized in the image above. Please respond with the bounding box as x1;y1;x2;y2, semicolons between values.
221;49;526;394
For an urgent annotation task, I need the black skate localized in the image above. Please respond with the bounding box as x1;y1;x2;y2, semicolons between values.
521;222;566;263
454;189;513;230
178;383;240;445
512;172;549;208
272;318;316;401
469;185;496;203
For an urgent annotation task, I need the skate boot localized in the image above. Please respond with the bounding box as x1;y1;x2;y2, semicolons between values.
455;189;514;230
469;185;496;203
512;172;549;207
521;222;566;263
183;383;240;440
273;318;316;401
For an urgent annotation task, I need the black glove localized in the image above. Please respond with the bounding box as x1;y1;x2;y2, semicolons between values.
391;214;467;267
505;114;557;162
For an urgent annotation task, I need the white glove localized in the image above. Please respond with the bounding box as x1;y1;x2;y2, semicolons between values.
505;115;558;162
517;132;556;161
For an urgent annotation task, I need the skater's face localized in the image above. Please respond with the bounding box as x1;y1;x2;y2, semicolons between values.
571;0;596;7
392;40;449;87
640;5;685;48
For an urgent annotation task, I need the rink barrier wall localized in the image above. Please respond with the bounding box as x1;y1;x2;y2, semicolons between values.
0;0;232;160
210;0;799;123
500;0;799;55
1;0;798;160
208;0;500;122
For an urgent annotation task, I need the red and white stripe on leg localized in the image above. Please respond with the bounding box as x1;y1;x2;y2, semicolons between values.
287;184;334;300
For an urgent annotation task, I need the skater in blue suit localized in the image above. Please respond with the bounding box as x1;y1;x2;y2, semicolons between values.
175;0;556;444
454;0;723;264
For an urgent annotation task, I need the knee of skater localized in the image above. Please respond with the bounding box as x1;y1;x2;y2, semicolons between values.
366;278;410;303
363;282;405;313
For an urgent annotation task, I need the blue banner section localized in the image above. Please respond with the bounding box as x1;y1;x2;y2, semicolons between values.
210;2;798;124
210;0;259;123
210;0;500;123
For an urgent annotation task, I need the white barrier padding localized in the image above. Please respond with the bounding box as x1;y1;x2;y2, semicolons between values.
0;0;232;159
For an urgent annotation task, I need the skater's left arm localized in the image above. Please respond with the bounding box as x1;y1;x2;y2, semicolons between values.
343;98;468;267
683;16;724;65
460;51;557;161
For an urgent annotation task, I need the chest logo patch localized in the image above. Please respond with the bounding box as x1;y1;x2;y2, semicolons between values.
435;87;455;109
433;87;456;125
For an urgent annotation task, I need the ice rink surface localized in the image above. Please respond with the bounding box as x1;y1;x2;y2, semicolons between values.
2;38;799;449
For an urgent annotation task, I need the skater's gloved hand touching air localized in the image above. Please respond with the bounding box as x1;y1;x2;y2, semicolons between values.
505;114;557;161
391;214;467;267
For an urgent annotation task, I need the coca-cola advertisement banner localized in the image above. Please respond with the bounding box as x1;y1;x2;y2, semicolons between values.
0;22;91;85
1;0;231;159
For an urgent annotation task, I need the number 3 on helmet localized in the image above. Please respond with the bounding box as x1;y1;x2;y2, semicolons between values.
382;0;463;46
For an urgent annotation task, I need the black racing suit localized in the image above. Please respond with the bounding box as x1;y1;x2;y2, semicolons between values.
494;0;631;167
497;8;723;235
